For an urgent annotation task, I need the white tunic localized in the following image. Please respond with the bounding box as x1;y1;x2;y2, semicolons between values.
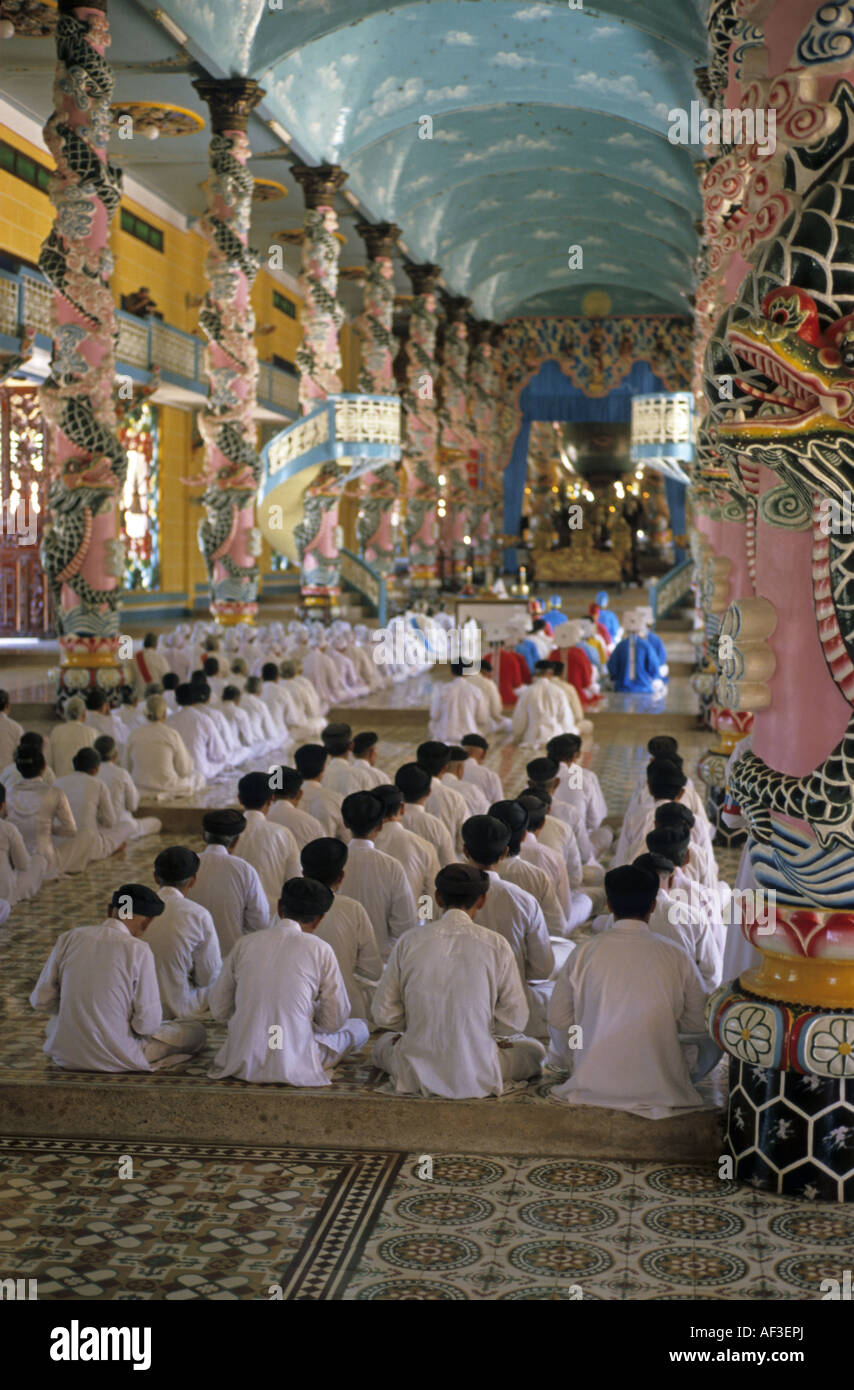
184;843;270;954
6;777;77;875
340;838;418;957
511;679;576;748
442;770;489;816
498;853;567;939
548;919;709;1118
0;817;44;904
425;776;467;850
314;893;382;1020
144;886;222;1019
0;710;23;769
55;771;125;866
463;759;504;807
234;809;300;912
352;758;388;790
372;909;529;1098
475;869;554;1036
0;761;56;790
520;833;571;917
428;679;491;744
400;803;456;867
375;819;440;903
269;798;327;850
208;918;352;1085
240;691;280;747
126;720;198;798
169;707;227;781
49;721;96;779
593;887;721;992
324;756;373;797
466;671;504;725
30;918;163;1072
287;676;325;735
299;780;346;839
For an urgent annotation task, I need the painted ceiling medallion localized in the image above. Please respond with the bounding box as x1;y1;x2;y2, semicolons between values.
0;0;56;39
252;178;287;203
582;290;612;318
109;102;204;139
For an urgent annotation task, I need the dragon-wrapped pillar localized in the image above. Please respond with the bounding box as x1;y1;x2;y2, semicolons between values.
437;294;475;582
699;0;854;1199
401;262;442;590
39;0;126;698
353;221;401;578
292;163;347;611
191;77;265;626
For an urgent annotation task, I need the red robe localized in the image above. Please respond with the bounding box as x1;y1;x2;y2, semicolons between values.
497;648;531;707
552;645;598;708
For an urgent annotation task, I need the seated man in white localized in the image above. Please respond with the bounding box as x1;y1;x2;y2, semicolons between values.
351;731;389;789
372;782;440;907
293;744;346;839
489;798;569;939
372;863;546;1098
547;732;613;856
161;671;180;713
49;696;96;779
417;741;467;851
617;739;711;862
6;746;77;879
55;746;128;872
1;730;56;789
126;693;200;799
184;808;270;956
444;745;490;816
322;722;374;796
339;790;418;958
462;814;555;1040
548;864;716;1119
240;676;281;752
0;779;45;905
0;688;23;771
525;758;604;892
192;679;239;757
235;770;300;914
146;846;222;1019
300;837;382;1021
267;765;326;849
169;683;228;782
511;661;577;749
220;684;268;763
93;735;161;839
515;792;575;924
30;882;206;1072
428;661;492;744
646;826;725;957
208;876;369;1084
280;660;325;740
394;763;456;868
460;733;504;806
84;687;127;749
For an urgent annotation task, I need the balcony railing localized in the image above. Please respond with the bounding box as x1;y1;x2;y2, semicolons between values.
0;265;299;417
650;557;695;620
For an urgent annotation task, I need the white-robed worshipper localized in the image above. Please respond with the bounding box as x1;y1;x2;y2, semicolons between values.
646;828;725;959
147;846;222;1019
131;633;170;696
220;684;269;764
462;815;555;1041
301;636;348;711
126;694;200;799
395;763;456;868
443;746;490;816
235;771;301;914
161;671;180;713
241;675;282;752
208;876;370;1085
92;736;161;839
460;734;504;807
300;839;382;1021
0;780;45;905
372;863;546;1098
294;744;346;839
169;683;228;782
259;662;296;744
547;733;613;856
158;626;193;684
50;696;96;779
329;625;370;700
546;658;594;745
525;759;605;894
1;731;56;789
417;742;468;850
622;763;719;888
719;732;763;981
84;687;128;750
0;690;23;770
627;850;722;991
511;661;577;748
489;800;570;939
516;793;578;926
339;791;419;958
464;665;511;732
267;766;327;849
350;624;390;694
548;865;717;1118
184;809;270;955
321;723;375;796
617;737;711;865
116;686;146;737
193;680;240;759
428;661;493;744
351;731;389;789
30;882;206;1072
6;747;78;879
281;661;326;739
372;783;440;906
199;656;226;701
55;747;128;872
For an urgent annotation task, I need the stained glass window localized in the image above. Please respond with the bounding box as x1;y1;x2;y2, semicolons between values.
118;403;160;591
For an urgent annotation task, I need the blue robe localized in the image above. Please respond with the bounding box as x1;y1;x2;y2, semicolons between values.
607;634;661;692
645;630;668;680
597;607;621;641
515;638;541;676
544;608;568;629
579;639;602;672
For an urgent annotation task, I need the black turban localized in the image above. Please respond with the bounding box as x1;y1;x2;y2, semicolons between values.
461;814;512;863
154;846;200;883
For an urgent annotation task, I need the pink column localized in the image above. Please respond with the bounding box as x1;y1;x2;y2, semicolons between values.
438;295;475;578
191;78;266;627
401;263;442;589
353;221;401;577
39;0;126;697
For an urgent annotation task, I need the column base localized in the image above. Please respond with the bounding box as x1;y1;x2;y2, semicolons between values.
725;1056;854;1200
211;600;258;626
57;636;125;700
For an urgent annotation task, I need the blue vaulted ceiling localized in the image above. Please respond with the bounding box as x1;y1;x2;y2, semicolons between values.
0;0;708;321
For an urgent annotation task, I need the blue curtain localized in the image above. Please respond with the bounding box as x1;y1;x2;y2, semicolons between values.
664;476;688;562
502;358;668;572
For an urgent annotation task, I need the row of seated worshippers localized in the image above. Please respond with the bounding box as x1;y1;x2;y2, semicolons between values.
27;715;726;1118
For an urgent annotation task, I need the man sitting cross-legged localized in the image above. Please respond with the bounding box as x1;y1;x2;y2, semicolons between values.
30;883;206;1072
146;846;222;1020
208;876;370;1085
300;838;382;1021
372;863;546;1098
